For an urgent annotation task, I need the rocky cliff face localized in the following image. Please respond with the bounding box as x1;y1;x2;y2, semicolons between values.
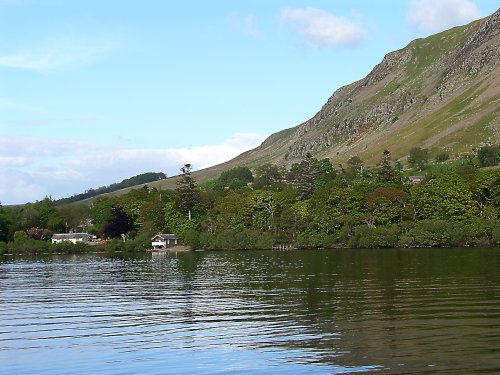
251;9;499;166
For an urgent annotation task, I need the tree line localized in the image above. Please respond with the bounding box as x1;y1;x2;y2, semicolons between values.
0;146;499;254
55;172;167;204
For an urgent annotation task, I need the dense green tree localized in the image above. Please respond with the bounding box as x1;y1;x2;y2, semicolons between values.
253;164;284;190
477;145;498;167
0;205;10;242
468;170;500;219
364;187;408;226
349;225;399;248
408;147;429;170
57;203;92;233
13;230;28;244
164;201;196;236
242;190;277;232
219;166;253;188
377;149;400;183
455;157;478;179
139;198;165;234
435;152;450;163
410;175;478;221
313;158;336;187
91;196;115;232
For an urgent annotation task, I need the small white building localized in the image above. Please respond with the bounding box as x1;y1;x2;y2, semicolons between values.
151;234;179;249
52;233;95;244
407;176;425;185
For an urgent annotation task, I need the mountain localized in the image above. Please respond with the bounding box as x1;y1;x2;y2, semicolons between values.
80;10;500;199
231;9;499;167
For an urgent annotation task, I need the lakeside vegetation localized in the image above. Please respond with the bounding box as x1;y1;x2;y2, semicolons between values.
0;146;499;255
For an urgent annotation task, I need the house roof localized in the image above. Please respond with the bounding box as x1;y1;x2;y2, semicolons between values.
152;233;179;240
52;233;92;239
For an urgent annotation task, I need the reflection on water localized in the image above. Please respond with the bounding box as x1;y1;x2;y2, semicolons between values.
1;248;499;374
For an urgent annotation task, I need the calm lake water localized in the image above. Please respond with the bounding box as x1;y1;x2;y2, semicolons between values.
1;248;499;374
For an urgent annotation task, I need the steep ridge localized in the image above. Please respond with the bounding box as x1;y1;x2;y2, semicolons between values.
233;9;499;167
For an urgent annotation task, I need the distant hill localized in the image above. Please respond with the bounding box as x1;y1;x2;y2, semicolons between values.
72;10;500;201
56;172;166;204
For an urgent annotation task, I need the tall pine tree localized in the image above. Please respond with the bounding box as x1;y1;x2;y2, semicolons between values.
176;164;199;220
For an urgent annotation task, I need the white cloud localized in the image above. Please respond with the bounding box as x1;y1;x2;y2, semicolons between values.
0;133;267;204
0;168;46;205
407;0;482;32
280;7;366;47
0;37;120;72
229;13;262;38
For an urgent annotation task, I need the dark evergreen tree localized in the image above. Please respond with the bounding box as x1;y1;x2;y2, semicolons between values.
297;153;318;200
102;206;133;238
176;164;199;220
377;149;400;183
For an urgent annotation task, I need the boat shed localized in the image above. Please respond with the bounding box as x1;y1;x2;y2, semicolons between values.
151;234;179;249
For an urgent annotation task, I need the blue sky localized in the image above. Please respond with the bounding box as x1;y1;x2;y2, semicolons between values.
0;0;497;204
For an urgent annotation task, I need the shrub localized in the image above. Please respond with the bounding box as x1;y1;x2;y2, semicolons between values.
51;241;92;254
211;229;273;250
435;152;450;163
0;242;8;255
477;145;498;167
492;226;500;245
295;231;325;249
10;238;51;254
349;225;399;248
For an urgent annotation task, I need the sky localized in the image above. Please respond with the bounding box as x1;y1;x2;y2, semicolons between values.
0;0;498;204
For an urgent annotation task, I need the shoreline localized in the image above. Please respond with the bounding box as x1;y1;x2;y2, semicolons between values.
146;245;192;252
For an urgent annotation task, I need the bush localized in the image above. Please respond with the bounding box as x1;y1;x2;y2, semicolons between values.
51;241;92;254
477;145;498;167
0;242;8;255
435;152;450;163
295;231;325;249
211;229;273;250
183;229;201;249
492;226;500;245
104;239;125;253
349;225;399;248
10;238;51;254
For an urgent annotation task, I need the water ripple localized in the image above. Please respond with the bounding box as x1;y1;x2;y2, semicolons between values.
1;248;499;374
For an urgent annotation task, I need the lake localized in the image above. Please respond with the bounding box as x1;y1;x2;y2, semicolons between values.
1;248;499;374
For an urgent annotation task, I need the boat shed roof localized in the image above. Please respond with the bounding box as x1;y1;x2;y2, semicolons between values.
52;233;92;239
152;233;179;240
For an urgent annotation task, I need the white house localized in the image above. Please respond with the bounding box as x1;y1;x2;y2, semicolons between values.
151;234;179;249
52;233;96;244
407;176;425;185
